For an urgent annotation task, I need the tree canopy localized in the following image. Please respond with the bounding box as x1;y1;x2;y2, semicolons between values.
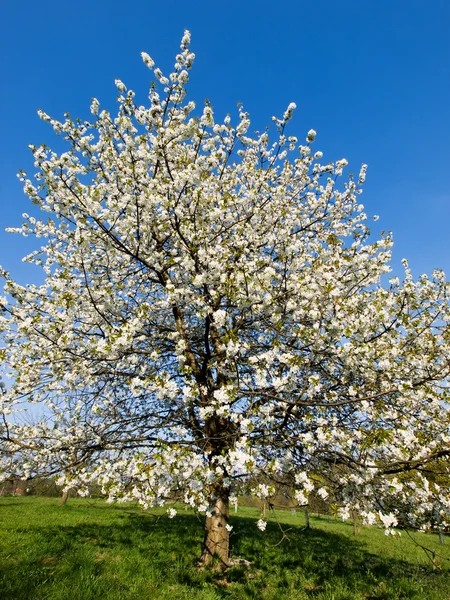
1;31;450;565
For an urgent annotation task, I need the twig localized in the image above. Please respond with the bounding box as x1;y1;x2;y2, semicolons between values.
405;529;449;570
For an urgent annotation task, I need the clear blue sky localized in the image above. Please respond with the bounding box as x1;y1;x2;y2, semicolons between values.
1;0;449;284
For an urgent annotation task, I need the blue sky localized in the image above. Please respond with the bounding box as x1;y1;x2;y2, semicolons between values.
1;0;449;284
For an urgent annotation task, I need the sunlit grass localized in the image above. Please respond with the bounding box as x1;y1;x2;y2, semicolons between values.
1;497;449;599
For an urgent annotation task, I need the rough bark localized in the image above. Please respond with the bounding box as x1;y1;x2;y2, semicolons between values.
199;486;230;568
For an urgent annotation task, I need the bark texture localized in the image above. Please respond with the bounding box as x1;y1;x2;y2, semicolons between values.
199;488;230;568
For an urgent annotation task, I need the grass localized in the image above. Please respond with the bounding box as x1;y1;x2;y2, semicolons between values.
1;497;450;599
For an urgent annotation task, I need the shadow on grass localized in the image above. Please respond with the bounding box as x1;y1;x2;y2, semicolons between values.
1;506;448;599
229;517;441;593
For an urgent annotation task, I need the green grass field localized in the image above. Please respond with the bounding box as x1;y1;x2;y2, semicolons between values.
1;497;449;599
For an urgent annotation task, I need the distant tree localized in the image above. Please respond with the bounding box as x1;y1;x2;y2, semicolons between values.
1;31;450;567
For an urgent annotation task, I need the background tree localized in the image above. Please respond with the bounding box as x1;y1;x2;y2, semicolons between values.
1;32;450;567
0;389;96;503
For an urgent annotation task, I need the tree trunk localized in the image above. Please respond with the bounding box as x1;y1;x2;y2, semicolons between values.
305;507;310;528
352;510;359;535
199;486;230;568
60;490;69;506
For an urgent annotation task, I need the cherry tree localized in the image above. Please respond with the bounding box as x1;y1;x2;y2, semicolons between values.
1;31;450;566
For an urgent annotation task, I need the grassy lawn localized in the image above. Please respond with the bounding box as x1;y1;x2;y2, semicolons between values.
1;497;449;599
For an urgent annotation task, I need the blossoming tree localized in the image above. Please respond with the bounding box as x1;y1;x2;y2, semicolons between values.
1;32;450;566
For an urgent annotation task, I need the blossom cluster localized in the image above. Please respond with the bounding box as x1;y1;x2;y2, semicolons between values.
0;31;449;538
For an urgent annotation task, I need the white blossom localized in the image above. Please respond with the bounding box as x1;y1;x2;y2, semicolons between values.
141;52;155;69
1;32;449;566
256;519;267;531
